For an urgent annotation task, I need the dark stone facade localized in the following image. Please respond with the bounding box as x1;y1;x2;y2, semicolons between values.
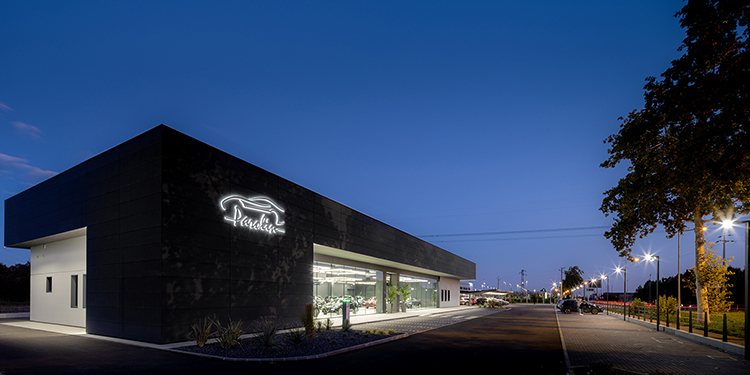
5;125;475;343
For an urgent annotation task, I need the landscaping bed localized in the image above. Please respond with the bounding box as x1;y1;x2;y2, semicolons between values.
177;329;401;359
0;305;30;313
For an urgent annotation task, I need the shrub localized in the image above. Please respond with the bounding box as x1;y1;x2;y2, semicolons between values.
286;326;306;346
212;316;243;349
252;315;280;349
190;316;214;347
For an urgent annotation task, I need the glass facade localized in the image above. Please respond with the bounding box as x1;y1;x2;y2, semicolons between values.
313;261;383;318
313;260;440;318
399;274;437;310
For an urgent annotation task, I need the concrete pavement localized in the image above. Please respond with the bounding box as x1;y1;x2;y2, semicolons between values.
557;306;750;374
2;304;748;374
0;305;566;374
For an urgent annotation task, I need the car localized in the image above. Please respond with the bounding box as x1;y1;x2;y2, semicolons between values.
559;299;579;314
579;301;603;315
365;296;377;308
405;297;421;308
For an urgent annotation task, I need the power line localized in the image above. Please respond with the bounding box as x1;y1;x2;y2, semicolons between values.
417;225;610;238
431;233;604;243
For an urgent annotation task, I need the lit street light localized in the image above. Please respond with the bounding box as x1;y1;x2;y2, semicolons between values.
616;257;638;321
601;274;608;314
645;254;660;330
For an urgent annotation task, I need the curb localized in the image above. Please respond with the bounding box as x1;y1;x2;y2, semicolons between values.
0;313;30;319
166;333;410;362
605;311;744;357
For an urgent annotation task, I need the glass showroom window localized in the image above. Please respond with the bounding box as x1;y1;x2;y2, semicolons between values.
313;262;383;318
399;275;437;310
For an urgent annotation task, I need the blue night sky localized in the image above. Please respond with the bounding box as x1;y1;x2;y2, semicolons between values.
1;1;744;294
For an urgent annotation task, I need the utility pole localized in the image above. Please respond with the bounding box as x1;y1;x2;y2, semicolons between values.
497;276;501;290
720;231;734;259
519;269;527;302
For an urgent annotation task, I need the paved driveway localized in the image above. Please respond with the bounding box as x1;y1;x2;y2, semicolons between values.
557;308;750;374
0;305;565;374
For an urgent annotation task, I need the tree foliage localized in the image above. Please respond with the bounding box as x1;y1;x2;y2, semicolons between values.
562;266;584;297
600;1;749;318
689;243;734;313
0;262;30;303
658;295;678;318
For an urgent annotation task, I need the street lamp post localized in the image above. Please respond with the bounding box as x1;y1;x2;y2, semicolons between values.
622;266;627;320
646;255;660;330
737;219;749;360
616;266;625;320
616;258;637;321
601;275;608;314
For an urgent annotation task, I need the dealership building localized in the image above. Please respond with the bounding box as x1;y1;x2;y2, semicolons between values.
4;125;475;343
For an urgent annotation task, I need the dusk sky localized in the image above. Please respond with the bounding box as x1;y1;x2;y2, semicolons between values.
2;1;745;295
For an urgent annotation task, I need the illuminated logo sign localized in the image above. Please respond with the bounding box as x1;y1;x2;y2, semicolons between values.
220;196;286;235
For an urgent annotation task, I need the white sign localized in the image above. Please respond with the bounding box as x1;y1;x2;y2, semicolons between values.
220;195;286;235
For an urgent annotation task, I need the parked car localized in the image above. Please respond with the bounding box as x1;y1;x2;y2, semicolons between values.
365;296;377;308
579;301;603;315
559;299;578;314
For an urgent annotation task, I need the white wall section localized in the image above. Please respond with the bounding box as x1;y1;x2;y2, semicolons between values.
30;235;86;327
440;277;460;307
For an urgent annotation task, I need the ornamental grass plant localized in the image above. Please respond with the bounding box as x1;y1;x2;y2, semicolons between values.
190;316;214;347
213;316;244;349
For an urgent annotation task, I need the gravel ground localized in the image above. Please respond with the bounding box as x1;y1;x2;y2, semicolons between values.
177;329;399;359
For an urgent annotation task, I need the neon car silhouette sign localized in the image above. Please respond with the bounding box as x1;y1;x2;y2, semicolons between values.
220;195;286;235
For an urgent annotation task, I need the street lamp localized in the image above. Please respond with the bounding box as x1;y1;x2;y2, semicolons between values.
645;254;660;330
615;266;624;319
736;218;750;360
601;274;608;314
591;277;598;301
616;257;638;321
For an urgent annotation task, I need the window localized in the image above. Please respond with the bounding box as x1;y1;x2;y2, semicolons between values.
46;277;52;293
82;274;86;308
70;275;78;308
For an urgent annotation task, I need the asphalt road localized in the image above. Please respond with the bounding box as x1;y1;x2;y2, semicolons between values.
0;304;566;375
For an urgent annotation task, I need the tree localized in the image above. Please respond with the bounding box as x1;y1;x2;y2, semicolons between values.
658;295;679;320
0;262;30;303
600;1;749;322
727;266;745;307
562;266;584;298
690;243;733;315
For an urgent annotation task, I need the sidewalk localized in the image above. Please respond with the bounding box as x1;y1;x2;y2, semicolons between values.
606;309;744;354
557;308;749;374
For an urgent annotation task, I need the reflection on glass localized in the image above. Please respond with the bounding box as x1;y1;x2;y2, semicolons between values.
313;262;383;318
399;274;437;310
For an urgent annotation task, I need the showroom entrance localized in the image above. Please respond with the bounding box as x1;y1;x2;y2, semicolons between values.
313;244;439;319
